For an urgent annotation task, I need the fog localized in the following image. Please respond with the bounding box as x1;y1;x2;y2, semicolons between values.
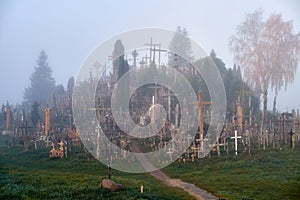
0;0;299;111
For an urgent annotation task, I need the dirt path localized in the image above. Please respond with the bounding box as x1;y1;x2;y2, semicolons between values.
130;139;217;200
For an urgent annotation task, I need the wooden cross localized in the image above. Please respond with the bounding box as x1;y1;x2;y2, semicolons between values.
44;105;50;136
88;96;111;158
275;112;293;144
231;130;242;155
144;37;159;63
236;83;252;131
152;44;167;67
191;91;211;150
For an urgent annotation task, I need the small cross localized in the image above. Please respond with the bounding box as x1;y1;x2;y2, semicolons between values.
231;130;242;155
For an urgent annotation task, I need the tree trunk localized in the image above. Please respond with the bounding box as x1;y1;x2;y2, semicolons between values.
260;90;268;150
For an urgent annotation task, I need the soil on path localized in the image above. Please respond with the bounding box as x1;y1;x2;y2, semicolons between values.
130;139;217;200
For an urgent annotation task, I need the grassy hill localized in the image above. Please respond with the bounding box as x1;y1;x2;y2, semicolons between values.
1;135;299;199
163;145;300;199
0;135;192;200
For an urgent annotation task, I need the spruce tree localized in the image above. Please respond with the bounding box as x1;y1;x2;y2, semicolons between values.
24;50;56;106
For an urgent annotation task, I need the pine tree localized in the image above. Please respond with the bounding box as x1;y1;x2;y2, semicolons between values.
24;50;56;106
169;26;194;67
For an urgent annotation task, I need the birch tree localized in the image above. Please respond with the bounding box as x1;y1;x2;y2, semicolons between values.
229;10;300;137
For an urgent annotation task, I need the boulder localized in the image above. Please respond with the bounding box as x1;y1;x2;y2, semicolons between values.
100;179;125;191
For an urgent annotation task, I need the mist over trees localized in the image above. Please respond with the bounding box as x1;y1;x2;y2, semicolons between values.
169;26;194;67
229;9;300;134
24;50;56;106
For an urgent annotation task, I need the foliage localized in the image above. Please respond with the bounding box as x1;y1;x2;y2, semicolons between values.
229;9;300;96
24;50;56;106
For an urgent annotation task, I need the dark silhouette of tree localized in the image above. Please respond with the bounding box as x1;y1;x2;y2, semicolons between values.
112;40;129;113
31;101;40;129
24;50;56;106
67;76;74;98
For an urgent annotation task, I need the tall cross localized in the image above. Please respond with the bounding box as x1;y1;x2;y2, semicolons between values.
44;105;50;136
152;44;167;68
191;91;211;150
236;83;252;131
231;130;242;155
144;38;159;63
88;96;111;158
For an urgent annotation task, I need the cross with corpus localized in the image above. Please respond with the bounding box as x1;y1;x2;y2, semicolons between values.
191;91;211;151
231;130;242;155
88;96;111;157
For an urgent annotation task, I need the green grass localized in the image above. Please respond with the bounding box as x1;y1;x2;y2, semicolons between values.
0;135;193;200
2;134;300;199
163;145;300;199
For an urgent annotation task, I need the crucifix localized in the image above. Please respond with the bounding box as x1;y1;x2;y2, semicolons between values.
191;91;211;151
88;96;111;158
231;129;242;155
44;105;50;136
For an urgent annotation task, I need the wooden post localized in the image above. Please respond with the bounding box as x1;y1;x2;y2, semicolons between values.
175;103;179;128
44;106;50;136
237;101;243;132
191;91;211;151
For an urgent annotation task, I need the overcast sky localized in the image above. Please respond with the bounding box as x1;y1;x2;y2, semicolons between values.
0;0;299;111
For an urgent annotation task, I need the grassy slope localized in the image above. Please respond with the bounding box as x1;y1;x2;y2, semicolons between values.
0;136;192;200
163;145;300;200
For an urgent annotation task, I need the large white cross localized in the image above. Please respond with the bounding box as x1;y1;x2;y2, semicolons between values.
231;130;242;155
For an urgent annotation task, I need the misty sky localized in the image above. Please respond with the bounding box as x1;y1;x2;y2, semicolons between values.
0;0;299;111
